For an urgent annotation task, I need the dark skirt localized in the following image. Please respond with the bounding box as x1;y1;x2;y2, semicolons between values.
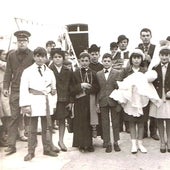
53;102;69;120
123;105;149;123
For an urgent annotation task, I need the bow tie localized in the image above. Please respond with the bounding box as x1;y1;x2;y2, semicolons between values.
104;69;109;73
81;68;88;73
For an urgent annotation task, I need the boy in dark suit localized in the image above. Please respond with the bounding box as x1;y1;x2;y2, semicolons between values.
96;53;121;153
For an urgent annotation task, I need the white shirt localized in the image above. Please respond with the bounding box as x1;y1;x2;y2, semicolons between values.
55;65;62;73
104;67;111;80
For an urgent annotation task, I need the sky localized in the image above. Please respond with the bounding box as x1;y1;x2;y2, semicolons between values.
1;0;170;54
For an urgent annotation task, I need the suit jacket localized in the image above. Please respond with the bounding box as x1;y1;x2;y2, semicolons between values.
138;43;156;68
96;68;120;107
152;63;170;99
49;63;73;102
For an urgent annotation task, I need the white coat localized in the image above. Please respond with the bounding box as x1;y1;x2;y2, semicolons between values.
19;63;57;117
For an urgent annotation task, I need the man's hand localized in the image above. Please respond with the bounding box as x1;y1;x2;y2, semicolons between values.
51;89;57;96
145;54;151;62
21;106;31;116
81;83;92;90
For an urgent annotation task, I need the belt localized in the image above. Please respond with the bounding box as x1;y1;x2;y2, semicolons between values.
29;88;46;95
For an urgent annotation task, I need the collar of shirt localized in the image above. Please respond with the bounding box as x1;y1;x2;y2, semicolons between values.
55;65;62;73
161;63;168;68
35;63;46;70
104;67;111;73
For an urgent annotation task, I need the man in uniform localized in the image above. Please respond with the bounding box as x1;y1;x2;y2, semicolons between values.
3;30;34;155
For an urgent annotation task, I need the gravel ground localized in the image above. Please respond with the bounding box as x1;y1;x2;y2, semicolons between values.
1;128;170;170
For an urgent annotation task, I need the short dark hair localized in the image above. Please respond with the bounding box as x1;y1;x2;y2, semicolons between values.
50;48;65;59
102;53;112;60
110;42;118;50
129;53;144;66
34;47;47;57
46;40;56;47
140;28;152;36
79;52;90;60
159;48;170;56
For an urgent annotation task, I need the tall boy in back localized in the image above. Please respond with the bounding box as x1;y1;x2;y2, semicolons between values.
96;53;121;153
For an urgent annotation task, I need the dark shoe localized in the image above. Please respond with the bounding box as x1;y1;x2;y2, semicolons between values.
167;149;170;152
43;150;58;157
160;144;166;153
151;134;159;140
160;148;166;153
5;147;16;155
86;146;94;152
114;143;121;152
24;153;35;161
58;142;67;152
79;147;85;153
52;146;60;153
105;145;112;153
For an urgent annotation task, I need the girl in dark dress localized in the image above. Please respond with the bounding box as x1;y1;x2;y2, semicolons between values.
71;52;99;152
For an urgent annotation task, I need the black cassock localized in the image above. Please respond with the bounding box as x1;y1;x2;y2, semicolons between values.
71;68;99;148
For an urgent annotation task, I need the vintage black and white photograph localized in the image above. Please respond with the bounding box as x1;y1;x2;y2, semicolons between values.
1;0;170;169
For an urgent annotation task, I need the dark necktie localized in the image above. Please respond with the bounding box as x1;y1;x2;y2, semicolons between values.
38;66;43;76
144;45;148;53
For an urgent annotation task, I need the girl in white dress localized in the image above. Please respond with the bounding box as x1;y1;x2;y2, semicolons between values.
110;49;160;154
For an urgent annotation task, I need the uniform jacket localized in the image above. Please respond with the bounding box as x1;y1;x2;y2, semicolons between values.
19;63;57;116
96;68;120;107
3;49;34;91
49;63;73;102
152;63;170;99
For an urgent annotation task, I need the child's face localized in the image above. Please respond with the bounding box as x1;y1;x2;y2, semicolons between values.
0;51;6;61
160;54;170;64
102;57;112;69
90;51;100;63
131;56;142;67
34;54;47;66
53;53;64;66
79;56;90;69
64;64;72;70
118;39;128;51
46;43;56;53
110;47;118;56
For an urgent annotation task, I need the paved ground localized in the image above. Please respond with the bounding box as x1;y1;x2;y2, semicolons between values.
1;128;170;170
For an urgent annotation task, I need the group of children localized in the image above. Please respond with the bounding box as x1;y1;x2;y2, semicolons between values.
1;29;170;162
